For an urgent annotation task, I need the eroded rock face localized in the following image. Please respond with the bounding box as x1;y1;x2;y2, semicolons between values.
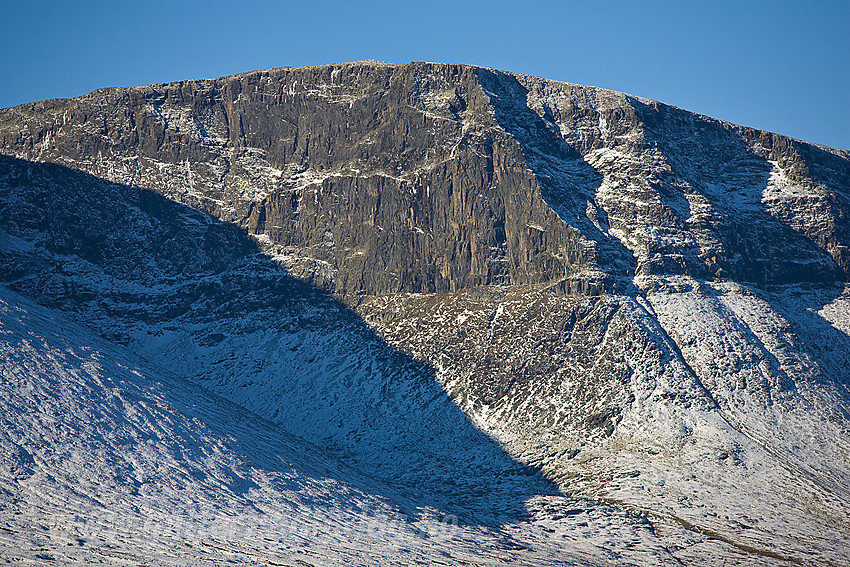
1;63;604;298
499;71;850;287
2;61;850;565
4;62;846;295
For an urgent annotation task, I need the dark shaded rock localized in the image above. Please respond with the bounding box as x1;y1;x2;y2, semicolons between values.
0;63;605;299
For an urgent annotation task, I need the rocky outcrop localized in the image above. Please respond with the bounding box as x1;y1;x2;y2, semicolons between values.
503;72;850;286
3;62;847;296
0;62;607;298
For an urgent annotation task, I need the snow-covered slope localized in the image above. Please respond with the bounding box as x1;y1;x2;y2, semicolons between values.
2;286;688;566
1;61;850;565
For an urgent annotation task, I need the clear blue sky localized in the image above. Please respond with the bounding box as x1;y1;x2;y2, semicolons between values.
2;0;848;149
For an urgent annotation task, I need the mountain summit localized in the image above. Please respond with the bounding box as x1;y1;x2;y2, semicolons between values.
1;61;849;565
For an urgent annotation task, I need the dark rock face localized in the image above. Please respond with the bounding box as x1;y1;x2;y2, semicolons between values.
1;63;602;298
3;62;847;296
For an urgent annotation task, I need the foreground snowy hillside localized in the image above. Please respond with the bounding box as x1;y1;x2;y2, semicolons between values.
2;286;683;566
1;61;849;565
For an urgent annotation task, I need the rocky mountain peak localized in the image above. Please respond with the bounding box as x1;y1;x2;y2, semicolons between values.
2;62;850;565
3;61;847;301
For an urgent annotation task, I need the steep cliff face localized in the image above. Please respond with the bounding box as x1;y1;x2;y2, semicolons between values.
0;62;600;297
2;62;850;565
5;61;846;295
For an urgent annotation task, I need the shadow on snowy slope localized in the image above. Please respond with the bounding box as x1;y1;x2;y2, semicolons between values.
626;96;850;395
0;155;559;526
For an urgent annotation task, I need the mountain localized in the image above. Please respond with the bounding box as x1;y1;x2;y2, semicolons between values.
1;60;849;565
